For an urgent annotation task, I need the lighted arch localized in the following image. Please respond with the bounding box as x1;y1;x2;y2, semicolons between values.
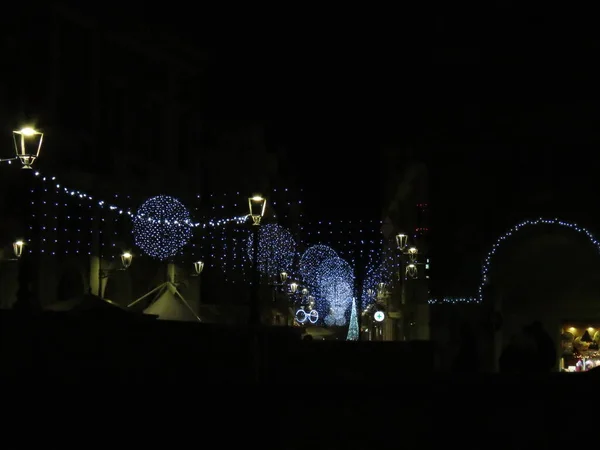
479;218;600;303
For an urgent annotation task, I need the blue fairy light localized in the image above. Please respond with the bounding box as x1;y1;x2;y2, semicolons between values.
132;195;193;260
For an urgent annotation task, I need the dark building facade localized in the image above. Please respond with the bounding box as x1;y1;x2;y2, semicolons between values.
0;4;291;321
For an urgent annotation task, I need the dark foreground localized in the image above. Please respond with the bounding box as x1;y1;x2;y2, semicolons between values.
1;311;594;448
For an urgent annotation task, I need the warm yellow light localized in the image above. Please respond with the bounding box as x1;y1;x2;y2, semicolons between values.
290;282;298;293
588;327;595;332
193;260;205;275
568;327;576;332
121;251;133;269
13;240;25;258
18;127;37;136
408;264;416;268
408;247;418;254
248;194;267;225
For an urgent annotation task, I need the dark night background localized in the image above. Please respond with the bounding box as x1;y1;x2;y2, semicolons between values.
4;3;599;297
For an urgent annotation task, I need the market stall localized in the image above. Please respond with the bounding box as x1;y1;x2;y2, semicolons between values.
561;324;600;372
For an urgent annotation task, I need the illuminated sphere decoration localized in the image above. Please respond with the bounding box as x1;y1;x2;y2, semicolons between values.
316;256;354;326
299;244;339;289
247;223;296;277
361;263;384;308
132;195;193;260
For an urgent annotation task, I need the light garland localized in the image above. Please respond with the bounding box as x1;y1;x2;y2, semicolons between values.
428;297;479;305
247;223;296;278
361;263;386;308
31;170;248;228
479;218;600;303
317;256;354;326
299;244;339;290
132;195;194;260
300;219;384;269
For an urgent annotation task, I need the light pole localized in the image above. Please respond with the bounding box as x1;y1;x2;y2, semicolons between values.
395;233;422;340
270;271;290;325
190;260;205;313
7;126;44;312
98;250;134;299
248;194;267;326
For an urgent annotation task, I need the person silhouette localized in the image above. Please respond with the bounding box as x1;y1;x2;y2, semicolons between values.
524;321;556;372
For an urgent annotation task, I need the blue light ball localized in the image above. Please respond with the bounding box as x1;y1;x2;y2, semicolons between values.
132;195;193;260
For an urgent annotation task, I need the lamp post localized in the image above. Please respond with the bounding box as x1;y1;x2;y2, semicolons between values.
10;127;44;312
99;251;134;299
248;194;266;326
395;233;424;341
269;271;290;325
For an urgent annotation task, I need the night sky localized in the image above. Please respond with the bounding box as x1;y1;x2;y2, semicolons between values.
9;3;600;296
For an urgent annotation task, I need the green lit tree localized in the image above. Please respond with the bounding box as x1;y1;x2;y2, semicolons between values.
346;298;359;341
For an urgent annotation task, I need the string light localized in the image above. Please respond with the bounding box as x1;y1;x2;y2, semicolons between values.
479;218;600;303
30;170;247;228
361;263;386;308
316;256;354;326
247;223;296;278
301;219;384;270
428;297;478;305
132;195;193;260
299;244;339;290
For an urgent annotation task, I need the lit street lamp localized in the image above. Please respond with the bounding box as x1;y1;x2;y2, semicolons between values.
395;232;426;340
248;194;267;326
11;127;43;169
121;252;133;269
192;260;205;276
13;240;25;259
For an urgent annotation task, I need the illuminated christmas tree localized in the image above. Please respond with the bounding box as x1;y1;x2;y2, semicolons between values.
346;297;359;341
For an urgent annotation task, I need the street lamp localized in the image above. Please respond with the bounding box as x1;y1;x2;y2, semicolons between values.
13;240;25;259
248;194;266;326
280;271;288;283
248;195;267;226
395;233;408;249
120;251;133;269
12;127;43;169
192;260;205;276
290;282;298;294
406;263;418;279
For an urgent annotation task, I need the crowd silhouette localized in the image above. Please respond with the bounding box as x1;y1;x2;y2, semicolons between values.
499;321;556;373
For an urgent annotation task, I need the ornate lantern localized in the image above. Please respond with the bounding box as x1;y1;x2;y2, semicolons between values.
13;240;24;258
406;263;418;279
248;195;267;226
280;271;288;283
396;233;408;249
13;127;43;169
193;260;205;276
407;247;418;262
290;282;298;294
120;251;133;269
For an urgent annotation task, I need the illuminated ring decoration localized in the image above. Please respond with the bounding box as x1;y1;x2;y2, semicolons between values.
296;309;319;324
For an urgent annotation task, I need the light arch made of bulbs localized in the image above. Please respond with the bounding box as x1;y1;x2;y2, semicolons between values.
478;218;600;303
